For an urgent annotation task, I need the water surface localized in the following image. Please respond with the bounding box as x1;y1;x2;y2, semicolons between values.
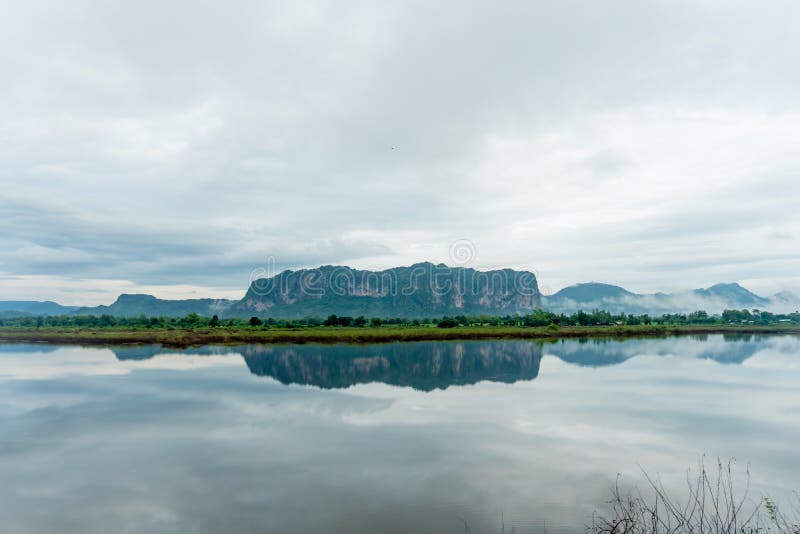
1;335;798;533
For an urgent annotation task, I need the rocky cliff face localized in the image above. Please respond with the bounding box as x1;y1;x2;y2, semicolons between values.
232;262;541;318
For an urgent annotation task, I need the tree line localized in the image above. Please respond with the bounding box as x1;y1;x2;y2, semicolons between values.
0;308;798;330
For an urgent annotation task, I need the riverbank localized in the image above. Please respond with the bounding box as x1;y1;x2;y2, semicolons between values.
1;324;798;347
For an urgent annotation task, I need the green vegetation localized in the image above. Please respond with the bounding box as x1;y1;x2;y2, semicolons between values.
592;458;800;534
2;307;795;331
0;308;798;346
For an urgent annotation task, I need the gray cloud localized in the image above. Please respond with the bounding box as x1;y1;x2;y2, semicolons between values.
1;1;799;303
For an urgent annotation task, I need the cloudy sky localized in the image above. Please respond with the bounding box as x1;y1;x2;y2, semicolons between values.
1;0;799;304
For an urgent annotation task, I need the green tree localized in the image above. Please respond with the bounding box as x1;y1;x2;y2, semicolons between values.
183;313;201;327
437;316;459;328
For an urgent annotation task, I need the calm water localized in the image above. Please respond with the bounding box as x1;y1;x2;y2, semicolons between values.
1;335;799;533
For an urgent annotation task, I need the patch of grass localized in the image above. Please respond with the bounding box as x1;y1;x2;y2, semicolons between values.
0;324;798;347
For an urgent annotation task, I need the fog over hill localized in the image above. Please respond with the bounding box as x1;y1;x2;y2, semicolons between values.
543;282;799;315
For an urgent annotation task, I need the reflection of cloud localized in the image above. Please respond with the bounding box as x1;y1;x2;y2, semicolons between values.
0;346;243;380
743;350;800;369
0;336;799;532
743;339;800;369
121;354;244;371
0;347;128;380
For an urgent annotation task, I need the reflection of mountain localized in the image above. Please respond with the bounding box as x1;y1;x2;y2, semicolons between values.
544;334;764;366
106;334;772;390
0;343;60;354
112;345;232;361
110;341;543;391
240;341;542;391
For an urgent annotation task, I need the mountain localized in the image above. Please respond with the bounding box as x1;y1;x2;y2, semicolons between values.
0;301;79;317
548;283;636;302
231;262;541;318
4;264;797;319
542;282;652;314
691;283;770;308
771;290;800;311
773;290;799;302
542;283;636;313
543;282;779;315
74;294;235;318
0;310;33;318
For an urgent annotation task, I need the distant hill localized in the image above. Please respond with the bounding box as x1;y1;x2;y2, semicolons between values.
692;283;770;308
0;310;33;319
3;263;798;319
543;281;784;315
0;301;79;317
548;282;636;301
771;290;800;310
543;282;648;314
232;262;541;318
73;294;235;318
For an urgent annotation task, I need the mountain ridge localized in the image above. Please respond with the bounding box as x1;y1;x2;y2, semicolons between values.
1;264;798;318
543;281;794;314
0;301;79;316
72;294;235;318
231;262;541;318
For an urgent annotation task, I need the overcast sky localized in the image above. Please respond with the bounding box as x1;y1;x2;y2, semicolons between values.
1;0;799;304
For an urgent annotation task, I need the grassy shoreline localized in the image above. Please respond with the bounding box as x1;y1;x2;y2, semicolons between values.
1;324;798;347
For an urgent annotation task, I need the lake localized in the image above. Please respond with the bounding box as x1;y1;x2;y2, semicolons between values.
1;335;798;533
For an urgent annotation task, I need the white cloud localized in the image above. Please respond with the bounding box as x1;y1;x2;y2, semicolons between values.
0;346;244;380
1;1;799;304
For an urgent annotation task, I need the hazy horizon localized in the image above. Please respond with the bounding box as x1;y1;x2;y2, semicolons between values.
0;260;794;308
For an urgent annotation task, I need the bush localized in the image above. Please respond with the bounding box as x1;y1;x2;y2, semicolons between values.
437;317;459;328
592;458;800;534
